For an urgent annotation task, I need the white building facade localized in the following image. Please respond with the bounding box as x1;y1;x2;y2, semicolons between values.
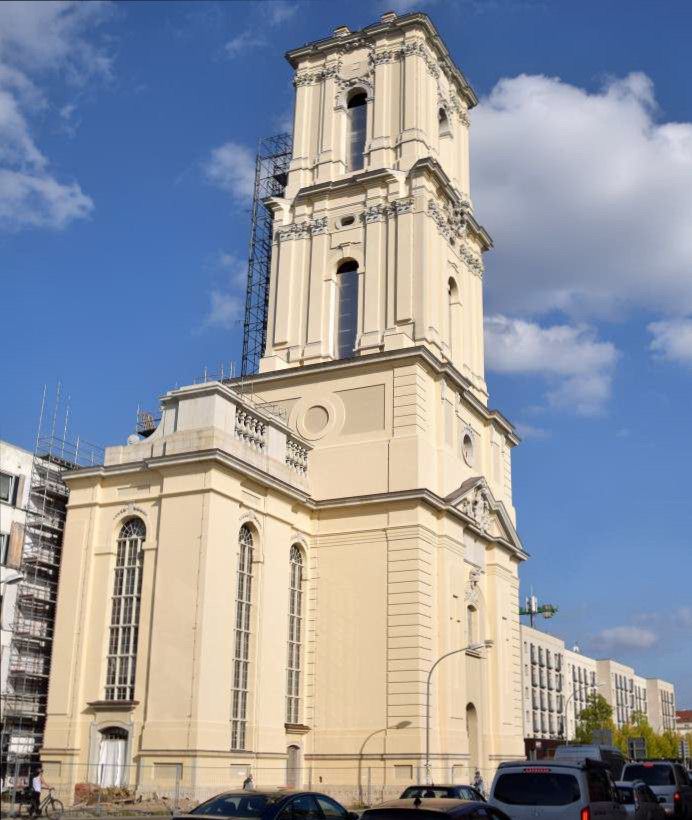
521;625;676;742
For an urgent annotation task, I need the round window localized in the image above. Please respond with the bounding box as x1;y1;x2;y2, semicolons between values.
462;433;474;466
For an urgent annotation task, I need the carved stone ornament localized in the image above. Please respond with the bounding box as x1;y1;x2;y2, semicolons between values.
294;63;342;88
276;216;328;242
465;567;482;603
364;198;413;223
459;485;492;533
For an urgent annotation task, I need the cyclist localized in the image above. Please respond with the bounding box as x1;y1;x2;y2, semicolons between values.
29;767;51;817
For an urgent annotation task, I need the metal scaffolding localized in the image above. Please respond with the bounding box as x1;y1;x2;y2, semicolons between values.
1;386;102;785
241;133;293;377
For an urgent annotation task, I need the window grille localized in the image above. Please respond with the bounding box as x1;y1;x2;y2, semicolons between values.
231;526;254;750
347;92;367;171
105;519;144;701
336;260;359;359
286;545;304;724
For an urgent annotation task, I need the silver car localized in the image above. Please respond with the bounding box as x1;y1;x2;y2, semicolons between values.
621;762;692;818
489;758;627;820
616;780;666;820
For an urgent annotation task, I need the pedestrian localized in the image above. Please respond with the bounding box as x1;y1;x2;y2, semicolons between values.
29;768;49;817
242;773;254;791
472;769;484;798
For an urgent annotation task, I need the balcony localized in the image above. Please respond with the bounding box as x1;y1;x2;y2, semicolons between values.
104;382;312;494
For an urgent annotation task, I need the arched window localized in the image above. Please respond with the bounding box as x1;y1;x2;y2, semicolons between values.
347;91;367;171
467;605;478;644
336;260;359;359
105;518;145;701
439;107;452;139
231;525;254;750
286;545;304;724
448;277;460;360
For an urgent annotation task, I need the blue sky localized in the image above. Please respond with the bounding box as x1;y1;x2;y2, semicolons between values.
1;1;691;703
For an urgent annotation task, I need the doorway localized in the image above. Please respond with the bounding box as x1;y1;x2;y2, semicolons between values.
466;703;479;778
98;727;128;787
286;745;301;788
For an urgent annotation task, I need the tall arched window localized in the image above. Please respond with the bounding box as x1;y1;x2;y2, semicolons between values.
438;107;451;138
347;91;367;171
448;277;460;359
231;525;254;750
105;518;145;701
286;545;304;724
336;260;359;359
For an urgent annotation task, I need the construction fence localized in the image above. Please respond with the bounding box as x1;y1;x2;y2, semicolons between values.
1;761;500;813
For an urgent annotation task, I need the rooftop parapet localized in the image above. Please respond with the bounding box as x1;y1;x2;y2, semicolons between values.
104;381;311;492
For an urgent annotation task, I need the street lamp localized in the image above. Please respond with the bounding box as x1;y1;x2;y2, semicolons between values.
425;640;493;784
562;681;606;744
358;720;411;805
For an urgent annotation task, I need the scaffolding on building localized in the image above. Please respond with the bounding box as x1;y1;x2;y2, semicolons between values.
240;133;292;377
1;385;102;788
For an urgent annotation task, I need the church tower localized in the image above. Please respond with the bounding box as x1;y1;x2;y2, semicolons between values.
261;11;489;404
40;12;528;803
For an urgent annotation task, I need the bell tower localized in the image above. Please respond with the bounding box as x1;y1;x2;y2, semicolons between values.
260;11;491;401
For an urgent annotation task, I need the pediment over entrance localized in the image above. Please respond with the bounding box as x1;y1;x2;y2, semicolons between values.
445;477;526;556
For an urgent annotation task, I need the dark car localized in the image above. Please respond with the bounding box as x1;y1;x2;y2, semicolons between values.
621;762;692;818
400;787;485;803
362;798;510;820
176;790;358;820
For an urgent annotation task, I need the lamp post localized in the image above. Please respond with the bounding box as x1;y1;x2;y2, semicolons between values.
562;681;606;743
425;640;492;784
358;720;411;805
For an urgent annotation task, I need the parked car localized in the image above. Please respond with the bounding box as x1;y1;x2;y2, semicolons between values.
362;798;509;820
488;758;627;820
400;786;485;802
621;762;692;818
554;744;628;780
615;780;666;820
177;790;358;820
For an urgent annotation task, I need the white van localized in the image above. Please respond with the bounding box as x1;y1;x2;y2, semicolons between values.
554;744;628;780
489;758;627;820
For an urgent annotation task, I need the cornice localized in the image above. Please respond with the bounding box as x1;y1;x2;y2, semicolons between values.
238;347;518;444
285;13;478;109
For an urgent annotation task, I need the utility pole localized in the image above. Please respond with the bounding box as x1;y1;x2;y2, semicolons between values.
520;594;558;628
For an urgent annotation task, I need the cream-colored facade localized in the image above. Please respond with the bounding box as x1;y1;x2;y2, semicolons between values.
42;12;528;804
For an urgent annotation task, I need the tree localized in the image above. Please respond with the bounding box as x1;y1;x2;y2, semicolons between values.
614;712;683;758
575;693;616;743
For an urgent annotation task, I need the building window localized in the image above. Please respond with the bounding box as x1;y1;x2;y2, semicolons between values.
347;91;367;171
439;107;452;138
336;260;359;359
105;518;145;701
286;545;304;724
231;525;254;750
1;471;17;505
467;605;478;644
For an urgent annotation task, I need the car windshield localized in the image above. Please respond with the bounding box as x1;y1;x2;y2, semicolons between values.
494;773;581;806
401;788;456;798
623;766;675;787
617;787;634;805
193;795;272;816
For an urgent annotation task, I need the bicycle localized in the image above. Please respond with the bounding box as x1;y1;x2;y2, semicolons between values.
20;787;64;817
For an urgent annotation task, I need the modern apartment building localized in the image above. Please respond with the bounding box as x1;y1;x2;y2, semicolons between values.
521;625;676;742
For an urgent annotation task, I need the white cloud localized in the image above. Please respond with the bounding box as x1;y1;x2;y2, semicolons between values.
224;30;266;59
203;289;244;330
485;315;619;415
204;142;255;203
472;73;692;320
0;1;110;232
592;625;657;652
264;1;298;26
224;1;297;59
648;318;692;366
514;422;550;440
674;607;692;630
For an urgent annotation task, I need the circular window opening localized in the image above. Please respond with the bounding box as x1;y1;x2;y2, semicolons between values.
304;405;329;435
462;433;474;466
340;215;355;227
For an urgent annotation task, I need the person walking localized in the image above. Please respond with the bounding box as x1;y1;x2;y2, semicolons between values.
242;773;254;791
472;769;485;799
